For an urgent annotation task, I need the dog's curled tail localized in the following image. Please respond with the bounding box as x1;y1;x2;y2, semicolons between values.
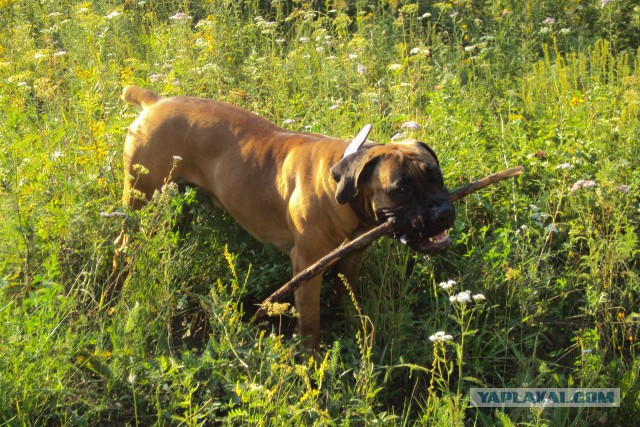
122;85;160;109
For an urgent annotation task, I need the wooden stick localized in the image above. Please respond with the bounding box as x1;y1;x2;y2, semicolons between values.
448;166;524;202
256;165;524;317
255;219;397;317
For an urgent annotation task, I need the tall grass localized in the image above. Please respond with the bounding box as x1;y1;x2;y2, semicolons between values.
1;0;638;425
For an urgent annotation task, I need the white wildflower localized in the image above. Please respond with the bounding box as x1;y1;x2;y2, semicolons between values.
516;224;528;236
555;162;572;170
169;12;191;21
545;224;559;234
53;50;66;57
457;291;472;304
195;19;214;30
357;64;366;75
282;119;296;125
429;331;454;342
438;279;457;291
450;290;472;304
106;11;120;19
531;210;550;224
388;63;403;71
148;73;166;83
472;293;486;302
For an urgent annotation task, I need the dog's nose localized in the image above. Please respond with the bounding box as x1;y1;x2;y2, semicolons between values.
431;201;455;228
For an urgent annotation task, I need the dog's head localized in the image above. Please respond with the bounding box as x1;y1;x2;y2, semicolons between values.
331;139;455;253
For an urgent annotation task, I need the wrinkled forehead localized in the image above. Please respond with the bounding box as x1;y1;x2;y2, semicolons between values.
374;143;441;183
390;140;439;164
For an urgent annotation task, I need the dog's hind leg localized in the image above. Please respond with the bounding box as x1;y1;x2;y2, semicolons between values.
112;128;182;270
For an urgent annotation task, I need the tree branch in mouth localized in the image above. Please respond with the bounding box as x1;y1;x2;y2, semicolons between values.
256;166;524;317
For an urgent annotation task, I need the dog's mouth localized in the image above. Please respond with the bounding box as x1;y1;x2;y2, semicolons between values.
397;229;452;254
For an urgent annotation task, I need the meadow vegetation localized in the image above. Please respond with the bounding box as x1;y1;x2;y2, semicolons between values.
1;0;639;425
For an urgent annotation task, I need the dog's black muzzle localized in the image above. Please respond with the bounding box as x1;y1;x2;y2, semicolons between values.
390;197;455;254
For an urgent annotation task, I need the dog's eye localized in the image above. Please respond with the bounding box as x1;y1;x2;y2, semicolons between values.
390;185;411;196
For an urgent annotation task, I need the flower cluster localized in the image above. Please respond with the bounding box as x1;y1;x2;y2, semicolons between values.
570;179;597;192
169;12;191;21
255;16;277;34
450;291;472;304
438;279;457;291
439;280;485;305
429;331;453;343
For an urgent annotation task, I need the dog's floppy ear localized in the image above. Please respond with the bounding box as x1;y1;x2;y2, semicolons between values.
416;141;440;167
331;124;378;204
331;150;379;204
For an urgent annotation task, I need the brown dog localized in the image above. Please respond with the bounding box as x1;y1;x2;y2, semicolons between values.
117;85;455;351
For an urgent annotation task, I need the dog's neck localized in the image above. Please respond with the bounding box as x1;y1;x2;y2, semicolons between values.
348;193;378;229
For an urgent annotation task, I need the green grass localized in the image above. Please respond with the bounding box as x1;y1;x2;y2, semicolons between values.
1;0;639;425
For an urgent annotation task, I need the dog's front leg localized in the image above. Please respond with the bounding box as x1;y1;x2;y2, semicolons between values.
293;275;322;353
290;246;325;353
